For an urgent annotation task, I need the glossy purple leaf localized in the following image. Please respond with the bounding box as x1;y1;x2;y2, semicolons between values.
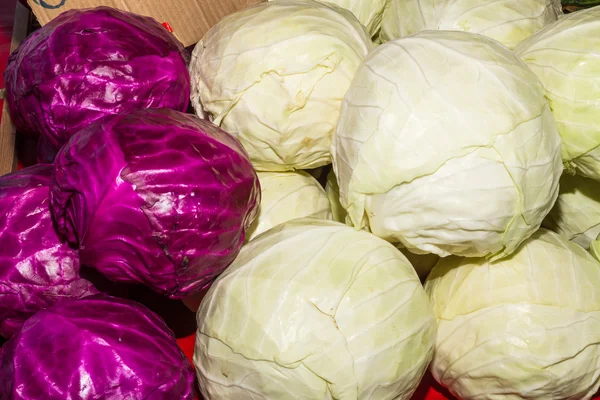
0;294;195;400
4;7;190;160
50;108;261;298
0;165;97;339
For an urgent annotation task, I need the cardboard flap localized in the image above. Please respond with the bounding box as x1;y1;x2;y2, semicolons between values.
27;0;265;47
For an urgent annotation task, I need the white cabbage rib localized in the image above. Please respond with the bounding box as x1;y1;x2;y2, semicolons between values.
425;229;600;400
189;0;373;172
332;30;562;259
195;219;436;400
543;173;600;250
515;6;600;181
380;0;562;49
246;171;333;242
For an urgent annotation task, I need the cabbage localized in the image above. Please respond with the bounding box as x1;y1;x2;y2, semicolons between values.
268;0;389;37
189;0;373;171
380;0;562;48
50;109;261;299
543;173;600;250
0;165;97;339
325;168;348;224
424;229;600;399
194;219;436;400
4;7;190;160
515;7;600;181
332;30;563;259
246;171;332;241
0;294;195;399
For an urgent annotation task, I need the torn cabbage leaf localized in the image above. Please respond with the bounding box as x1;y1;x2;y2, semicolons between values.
246;171;332;241
189;0;373;171
515;6;600;181
380;0;562;49
332;30;563;259
543;173;600;250
195;219;436;400
425;229;600;400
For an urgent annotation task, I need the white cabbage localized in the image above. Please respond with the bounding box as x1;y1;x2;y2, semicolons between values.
271;0;390;37
325;168;348;223
194;219;436;400
543;173;600;250
332;30;563;259
515;7;600;181
380;0;562;49
424;229;600;400
246;171;332;241
189;0;373;172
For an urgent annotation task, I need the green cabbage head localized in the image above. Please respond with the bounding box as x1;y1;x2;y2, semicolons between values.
425;229;600;400
194;219;436;400
332;30;563;259
543;173;600;250
515;6;600;181
246;171;332;242
189;0;373;171
380;0;562;48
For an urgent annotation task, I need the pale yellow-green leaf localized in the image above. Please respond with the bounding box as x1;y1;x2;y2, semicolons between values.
425;229;600;399
195;219;436;400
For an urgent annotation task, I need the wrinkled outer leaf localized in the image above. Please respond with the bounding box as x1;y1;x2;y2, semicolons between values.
515;6;600;181
333;30;563;259
195;219;436;400
4;7;190;157
189;0;373;171
50;109;261;299
425;229;600;399
0;294;195;400
0;165;97;339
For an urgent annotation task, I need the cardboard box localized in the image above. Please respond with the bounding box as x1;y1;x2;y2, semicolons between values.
0;1;30;176
27;0;265;47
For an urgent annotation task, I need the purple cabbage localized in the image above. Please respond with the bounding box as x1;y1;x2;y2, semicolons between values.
50;108;261;299
0;165;97;339
0;294;195;399
3;7;190;160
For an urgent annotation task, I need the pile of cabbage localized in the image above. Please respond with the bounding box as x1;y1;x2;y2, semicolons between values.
2;1;600;399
